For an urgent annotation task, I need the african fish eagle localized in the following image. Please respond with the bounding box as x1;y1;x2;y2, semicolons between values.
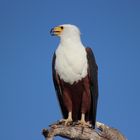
50;24;98;128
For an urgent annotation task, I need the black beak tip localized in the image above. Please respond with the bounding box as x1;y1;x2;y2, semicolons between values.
50;28;54;36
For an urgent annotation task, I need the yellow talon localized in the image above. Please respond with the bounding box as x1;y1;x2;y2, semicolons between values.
77;113;92;127
59;118;72;125
59;112;73;125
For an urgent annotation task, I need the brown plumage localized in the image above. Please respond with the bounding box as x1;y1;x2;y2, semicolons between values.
52;47;98;128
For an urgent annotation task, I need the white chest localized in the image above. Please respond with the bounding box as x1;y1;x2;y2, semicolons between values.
55;44;88;84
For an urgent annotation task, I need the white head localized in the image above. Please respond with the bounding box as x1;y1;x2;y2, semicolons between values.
50;24;81;42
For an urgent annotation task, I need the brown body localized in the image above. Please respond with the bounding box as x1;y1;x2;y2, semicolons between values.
52;48;98;128
61;75;91;121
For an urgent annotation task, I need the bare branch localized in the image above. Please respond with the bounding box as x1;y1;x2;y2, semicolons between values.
42;121;126;140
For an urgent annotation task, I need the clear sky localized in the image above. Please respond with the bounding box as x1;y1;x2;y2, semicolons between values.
0;0;140;139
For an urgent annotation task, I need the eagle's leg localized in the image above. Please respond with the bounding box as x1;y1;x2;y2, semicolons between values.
78;113;91;127
78;113;86;124
77;76;92;127
60;112;73;125
60;86;73;125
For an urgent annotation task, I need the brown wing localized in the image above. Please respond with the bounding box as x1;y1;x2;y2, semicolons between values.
52;52;68;119
86;47;99;127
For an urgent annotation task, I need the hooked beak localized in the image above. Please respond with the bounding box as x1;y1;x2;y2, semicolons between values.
50;26;64;36
50;28;55;36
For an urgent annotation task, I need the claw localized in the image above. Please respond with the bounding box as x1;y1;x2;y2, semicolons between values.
77;113;92;128
77;120;92;127
59;112;73;126
59;118;72;125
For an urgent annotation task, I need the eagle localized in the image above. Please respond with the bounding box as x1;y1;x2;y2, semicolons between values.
50;24;98;128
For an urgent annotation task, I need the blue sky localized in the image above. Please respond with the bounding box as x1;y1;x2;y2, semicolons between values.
0;0;140;139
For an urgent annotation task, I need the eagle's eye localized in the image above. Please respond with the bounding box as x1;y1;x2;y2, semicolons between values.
60;26;64;29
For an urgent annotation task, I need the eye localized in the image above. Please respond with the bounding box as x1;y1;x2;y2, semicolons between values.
60;26;64;29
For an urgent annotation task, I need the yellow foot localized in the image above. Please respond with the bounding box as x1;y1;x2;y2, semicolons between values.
77;120;92;127
59;118;73;126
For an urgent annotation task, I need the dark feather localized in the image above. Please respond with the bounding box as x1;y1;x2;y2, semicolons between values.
86;47;99;127
52;53;68;119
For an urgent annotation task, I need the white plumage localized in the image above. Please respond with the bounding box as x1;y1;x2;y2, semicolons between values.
55;24;88;84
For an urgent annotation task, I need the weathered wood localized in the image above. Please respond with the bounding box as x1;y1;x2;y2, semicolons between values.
42;121;126;140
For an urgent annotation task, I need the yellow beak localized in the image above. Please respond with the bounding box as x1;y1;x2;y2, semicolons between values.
50;26;64;36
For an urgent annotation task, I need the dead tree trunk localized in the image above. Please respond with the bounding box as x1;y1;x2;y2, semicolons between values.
42;121;126;140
